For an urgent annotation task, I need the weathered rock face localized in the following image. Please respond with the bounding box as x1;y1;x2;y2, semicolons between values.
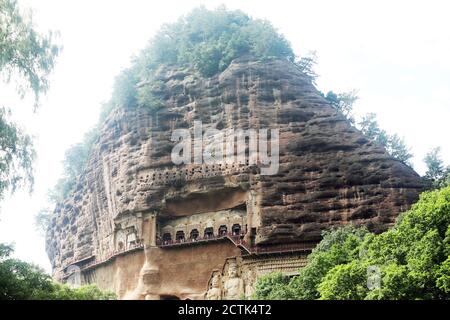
46;57;424;299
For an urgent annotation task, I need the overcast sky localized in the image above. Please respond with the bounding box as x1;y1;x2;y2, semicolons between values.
0;0;449;273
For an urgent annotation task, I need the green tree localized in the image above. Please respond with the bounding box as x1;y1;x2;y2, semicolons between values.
358;113;413;165
360;187;450;299
112;67;139;108
48;127;99;203
424;147;450;189
1;0;60;106
109;5;295;109
253;225;369;299
317;261;368;300
287;225;369;299
320;91;413;167
0;0;60;201
45;283;116;300
0;243;115;300
34;207;51;236
0;243;54;299
386;133;413;166
252;272;293;300
358;113;389;146
436;256;450;294
0;107;34;199
294;51;318;84
323;90;359;123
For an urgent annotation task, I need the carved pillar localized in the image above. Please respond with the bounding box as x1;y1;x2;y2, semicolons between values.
245;195;253;245
143;213;157;246
245;190;259;246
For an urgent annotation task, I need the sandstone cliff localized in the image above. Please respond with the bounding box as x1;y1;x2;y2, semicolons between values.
46;57;424;299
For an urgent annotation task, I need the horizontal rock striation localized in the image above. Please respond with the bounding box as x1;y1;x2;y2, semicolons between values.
46;57;424;298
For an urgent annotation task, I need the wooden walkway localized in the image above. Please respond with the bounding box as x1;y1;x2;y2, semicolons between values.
63;235;315;278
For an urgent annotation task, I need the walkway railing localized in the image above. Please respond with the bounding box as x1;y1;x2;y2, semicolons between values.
248;242;316;255
79;242;144;271
64;236;315;277
156;232;315;255
156;232;245;247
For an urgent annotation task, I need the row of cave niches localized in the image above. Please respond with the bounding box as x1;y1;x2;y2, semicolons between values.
138;161;257;187
156;223;248;247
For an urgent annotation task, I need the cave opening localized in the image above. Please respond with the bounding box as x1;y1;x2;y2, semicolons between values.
160;294;180;300
176;231;185;242
204;227;214;239
219;225;227;236
162;233;172;243
190;229;199;240
232;224;241;236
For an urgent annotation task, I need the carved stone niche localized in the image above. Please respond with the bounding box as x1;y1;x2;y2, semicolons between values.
205;270;222;300
113;217;141;251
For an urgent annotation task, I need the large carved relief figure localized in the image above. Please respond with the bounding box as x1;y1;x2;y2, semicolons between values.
222;259;244;300
205;271;222;300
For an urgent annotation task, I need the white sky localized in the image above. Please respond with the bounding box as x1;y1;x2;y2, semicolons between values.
0;0;449;273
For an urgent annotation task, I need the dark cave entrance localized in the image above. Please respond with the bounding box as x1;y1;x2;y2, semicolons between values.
219;225;227;236
204;227;214;238
160;294;180;300
176;230;185;242
190;229;199;240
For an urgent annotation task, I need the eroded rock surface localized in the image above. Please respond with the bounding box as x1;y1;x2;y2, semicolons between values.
46;57;424;299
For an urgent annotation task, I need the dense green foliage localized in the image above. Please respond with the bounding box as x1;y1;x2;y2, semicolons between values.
110;6;295;110
254;225;369;300
253;186;450;300
0;243;115;300
0;0;59;201
137;5;294;77
253;272;293;300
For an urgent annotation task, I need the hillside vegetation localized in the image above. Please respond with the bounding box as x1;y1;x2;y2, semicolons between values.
254;186;450;300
